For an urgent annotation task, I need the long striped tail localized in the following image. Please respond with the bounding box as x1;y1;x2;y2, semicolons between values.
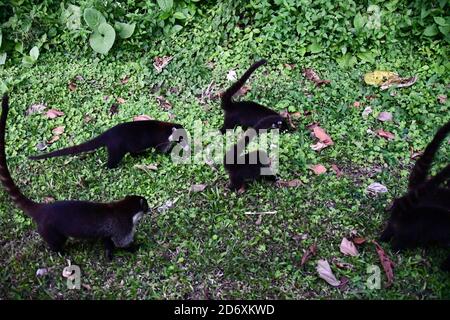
0;94;38;215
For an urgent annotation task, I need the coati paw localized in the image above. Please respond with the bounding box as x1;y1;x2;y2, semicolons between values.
237;186;246;194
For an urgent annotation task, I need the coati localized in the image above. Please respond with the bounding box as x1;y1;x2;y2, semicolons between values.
220;59;289;134
380;120;450;271
0;94;149;260
30;120;187;168
223;125;277;192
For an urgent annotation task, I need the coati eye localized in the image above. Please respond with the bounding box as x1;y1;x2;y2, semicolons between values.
277;121;282;125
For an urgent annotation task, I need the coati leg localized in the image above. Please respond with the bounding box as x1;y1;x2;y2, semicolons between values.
103;238;115;261
106;146;126;169
156;142;172;153
228;175;245;192
39;226;67;253
220;117;238;134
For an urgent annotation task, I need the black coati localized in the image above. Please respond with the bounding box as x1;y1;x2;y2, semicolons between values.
220;59;289;133
380;120;450;271
223;125;277;193
30;120;187;168
0;94;149;260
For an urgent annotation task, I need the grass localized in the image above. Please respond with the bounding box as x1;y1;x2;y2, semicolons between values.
0;4;450;299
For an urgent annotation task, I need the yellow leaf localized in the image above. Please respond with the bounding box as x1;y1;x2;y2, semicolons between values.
364;71;398;86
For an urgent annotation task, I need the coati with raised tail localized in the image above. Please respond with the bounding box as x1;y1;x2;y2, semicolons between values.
380;120;450;271
30;120;187;168
224;124;277;192
0;94;149;260
220;59;289;134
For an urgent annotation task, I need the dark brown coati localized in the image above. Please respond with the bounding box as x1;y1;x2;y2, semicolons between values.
30;120;187;168
380;120;450;271
220;59;289;133
223;124;277;193
0;94;149;260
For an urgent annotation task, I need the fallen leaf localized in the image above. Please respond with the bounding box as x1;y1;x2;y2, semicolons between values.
338;276;350;290
376;129;395;140
410;150;423;160
26;104;46;116
367;182;388;194
190;184;207;192
310;141;328;151
156;96;172;110
362;106;373;118
300;243;317;267
47;135;60;144
120;76;130;84
331;164;343;177
310;164;327;175
226;70;237;81
84;115;93;123
153;56;173;73
82;284;92;290
316;259;340;287
312;126;333;145
52;126;65;135
109;104;119;115
36;268;48;277
134;164;158;172
116;97;126;104
276;179;302;188
332;259;354;270
68;81;77;92
352;237;366;245
340;238;359;256
45;109;65;119
377;111;393;122
284;63;296;70
364;71;398;86
437;95;447;104
303;68;331;86
373;241;395;288
380;75;417;90
353;101;361;108
133;115;153;121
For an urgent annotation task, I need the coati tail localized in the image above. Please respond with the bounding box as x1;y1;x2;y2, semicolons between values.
409;120;450;189
221;59;267;110
29;135;105;160
0;95;37;213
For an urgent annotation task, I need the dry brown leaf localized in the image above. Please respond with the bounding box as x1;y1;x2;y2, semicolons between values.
303;68;331;86
116;97;126;104
317;259;340;287
313;126;334;145
352;237;366;245
190;184;207;193
340;238;359;256
133;115;153;121
377;111;393;122
380;75;417;90
367;182;388;194
353;101;361;108
284;63;296;70
156;96;172;110
376;129;395;140
26;104;46;116
68;81;77;92
310;164;327;175
332;259;354;270
310;142;328;152
437;95;447;104
300;243;317;267
276;179;302;188
47;135;60;144
45;109;64;119
84;115;93;123
120;76;130;84
373;241;395;288
331;164;343;177
153;56;173;73
134;164;158;172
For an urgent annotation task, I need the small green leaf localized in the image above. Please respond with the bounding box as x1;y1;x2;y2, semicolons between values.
29;46;39;61
89;22;116;54
22;55;35;67
83;8;106;30
157;0;173;12
171;25;183;34
115;22;136;39
173;12;186;20
357;50;376;64
15;42;23;53
438;24;450;37
353;13;365;31
307;42;322;53
423;24;439;37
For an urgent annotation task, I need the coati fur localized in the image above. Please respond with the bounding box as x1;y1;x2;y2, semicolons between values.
223;125;277;192
380;120;450;271
30;120;186;168
220;59;289;133
0;94;149;260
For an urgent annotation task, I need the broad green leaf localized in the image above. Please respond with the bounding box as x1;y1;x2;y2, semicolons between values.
83;8;106;30
15;42;23;53
65;4;81;30
357;51;376;64
157;0;173;12
353;13;365;31
423;24;439;37
433;17;448;27
115;22;136;39
173;12;186;20
0;80;8;94
29;46;39;61
336;53;357;68
22;55;35;67
0;52;6;65
307;42;322;53
89;22;116;54
171;25;183;34
438;24;450;37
